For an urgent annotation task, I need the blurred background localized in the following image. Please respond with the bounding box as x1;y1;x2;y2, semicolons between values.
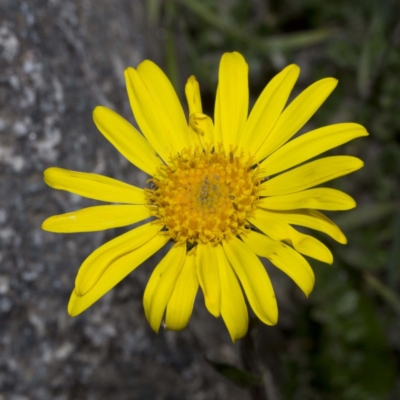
0;0;399;399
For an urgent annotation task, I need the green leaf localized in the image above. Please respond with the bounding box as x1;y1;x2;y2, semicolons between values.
174;0;332;52
146;0;163;26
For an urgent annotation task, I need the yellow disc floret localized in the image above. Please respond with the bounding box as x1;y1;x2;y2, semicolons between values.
146;146;261;244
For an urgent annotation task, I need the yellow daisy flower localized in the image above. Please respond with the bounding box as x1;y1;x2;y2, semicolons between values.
42;52;368;341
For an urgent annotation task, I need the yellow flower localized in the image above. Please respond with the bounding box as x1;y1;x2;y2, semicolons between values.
42;52;368;341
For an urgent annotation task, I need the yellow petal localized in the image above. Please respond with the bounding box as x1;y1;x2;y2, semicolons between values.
258;188;356;211
239;64;300;156
68;231;168;316
92;106;162;176
165;251;199;331
185;76;207;148
248;212;333;264
255;78;338;161
42;205;151;233
255;208;347;244
143;244;187;333
260;123;368;175
44;168;145;204
189;112;214;149
222;237;277;325
214;52;248;150
125;67;175;161
214;244;248;342
75;222;162;296
196;242;221;317
185;75;203;115
242;231;315;297
259;156;364;196
137;60;193;152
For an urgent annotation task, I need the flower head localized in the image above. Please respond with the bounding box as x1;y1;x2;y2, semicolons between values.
42;52;368;341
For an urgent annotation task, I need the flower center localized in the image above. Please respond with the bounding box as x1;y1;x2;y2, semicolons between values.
146;147;260;244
